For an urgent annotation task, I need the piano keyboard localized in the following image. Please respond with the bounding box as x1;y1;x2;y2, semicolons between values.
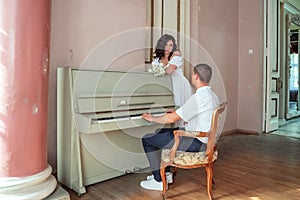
92;112;165;124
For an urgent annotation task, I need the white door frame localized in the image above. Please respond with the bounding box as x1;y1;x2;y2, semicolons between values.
263;0;280;133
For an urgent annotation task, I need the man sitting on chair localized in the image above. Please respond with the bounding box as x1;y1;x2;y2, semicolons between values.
140;63;220;191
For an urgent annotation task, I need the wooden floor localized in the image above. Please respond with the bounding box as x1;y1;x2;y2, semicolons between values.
63;119;300;200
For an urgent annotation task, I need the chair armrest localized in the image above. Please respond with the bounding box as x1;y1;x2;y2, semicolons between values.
173;130;209;138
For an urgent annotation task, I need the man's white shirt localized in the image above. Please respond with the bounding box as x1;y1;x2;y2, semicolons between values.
176;86;220;143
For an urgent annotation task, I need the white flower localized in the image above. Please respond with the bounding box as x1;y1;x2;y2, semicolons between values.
148;62;166;77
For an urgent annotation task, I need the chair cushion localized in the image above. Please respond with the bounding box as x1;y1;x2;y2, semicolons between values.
162;149;218;165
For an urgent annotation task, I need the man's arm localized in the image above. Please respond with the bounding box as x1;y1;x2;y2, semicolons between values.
141;110;181;124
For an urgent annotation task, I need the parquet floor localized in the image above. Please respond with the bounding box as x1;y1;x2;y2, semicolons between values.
64;119;300;200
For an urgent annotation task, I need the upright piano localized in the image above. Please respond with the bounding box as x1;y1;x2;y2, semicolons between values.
57;67;175;195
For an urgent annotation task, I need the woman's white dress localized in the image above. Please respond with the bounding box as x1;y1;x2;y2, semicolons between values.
152;56;193;126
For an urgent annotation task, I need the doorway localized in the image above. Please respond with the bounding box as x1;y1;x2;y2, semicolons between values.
285;14;300;119
264;0;300;133
278;2;300;122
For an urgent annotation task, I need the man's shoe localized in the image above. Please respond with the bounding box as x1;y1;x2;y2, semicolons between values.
146;172;173;184
140;178;166;191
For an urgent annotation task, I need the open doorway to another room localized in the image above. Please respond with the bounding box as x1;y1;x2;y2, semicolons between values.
287;28;300;118
266;0;300;138
278;2;300;127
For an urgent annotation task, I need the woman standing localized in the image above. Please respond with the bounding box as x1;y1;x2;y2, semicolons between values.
152;34;192;109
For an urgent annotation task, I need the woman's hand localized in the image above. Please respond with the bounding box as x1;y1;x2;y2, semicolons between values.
165;64;177;74
166;50;181;74
171;50;181;57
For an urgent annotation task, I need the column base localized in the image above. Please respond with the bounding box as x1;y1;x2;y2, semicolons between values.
44;186;70;200
0;165;57;200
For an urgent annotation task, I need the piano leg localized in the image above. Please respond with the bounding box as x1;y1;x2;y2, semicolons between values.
71;184;86;196
71;130;86;195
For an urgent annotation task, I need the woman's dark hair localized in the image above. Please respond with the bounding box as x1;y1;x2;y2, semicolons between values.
153;34;177;60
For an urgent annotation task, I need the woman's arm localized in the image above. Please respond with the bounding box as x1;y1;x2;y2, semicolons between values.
171;50;181;58
165;51;183;74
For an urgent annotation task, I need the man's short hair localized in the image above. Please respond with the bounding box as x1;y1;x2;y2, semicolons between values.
193;64;212;84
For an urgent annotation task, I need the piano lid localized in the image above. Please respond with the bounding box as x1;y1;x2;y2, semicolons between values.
72;69;174;114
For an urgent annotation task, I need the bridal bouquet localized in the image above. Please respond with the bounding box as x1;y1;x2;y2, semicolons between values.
148;62;167;77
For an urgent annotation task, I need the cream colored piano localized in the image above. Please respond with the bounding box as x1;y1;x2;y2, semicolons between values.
57;67;175;195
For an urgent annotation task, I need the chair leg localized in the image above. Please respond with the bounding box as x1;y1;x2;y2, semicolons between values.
173;167;177;177
211;163;216;189
160;165;167;199
212;163;215;185
205;165;213;200
212;178;216;191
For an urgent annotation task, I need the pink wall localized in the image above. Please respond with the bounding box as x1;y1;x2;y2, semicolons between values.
49;0;147;171
194;0;239;131
192;0;264;133
238;0;264;132
0;0;50;177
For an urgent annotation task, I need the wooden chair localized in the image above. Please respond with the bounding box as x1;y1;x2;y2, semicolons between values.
160;102;228;200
